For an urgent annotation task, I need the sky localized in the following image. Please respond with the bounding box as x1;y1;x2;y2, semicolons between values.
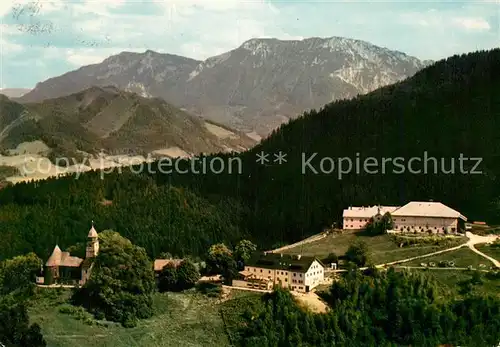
0;0;499;89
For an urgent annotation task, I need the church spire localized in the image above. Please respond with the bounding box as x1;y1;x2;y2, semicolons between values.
86;221;99;258
88;221;98;238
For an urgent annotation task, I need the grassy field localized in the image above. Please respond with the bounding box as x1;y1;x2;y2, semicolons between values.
29;288;238;347
282;231;467;265
405;247;493;268
476;243;500;261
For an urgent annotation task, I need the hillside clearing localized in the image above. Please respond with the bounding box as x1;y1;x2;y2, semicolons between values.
29;289;231;347
402;268;500;298
405;247;494;268
282;231;467;264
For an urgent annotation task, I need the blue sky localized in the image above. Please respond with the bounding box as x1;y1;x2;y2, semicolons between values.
0;0;499;88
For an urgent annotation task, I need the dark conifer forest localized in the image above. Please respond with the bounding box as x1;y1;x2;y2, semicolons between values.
231;269;500;347
1;49;500;261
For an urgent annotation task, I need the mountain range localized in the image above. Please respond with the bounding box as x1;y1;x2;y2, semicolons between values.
18;36;431;138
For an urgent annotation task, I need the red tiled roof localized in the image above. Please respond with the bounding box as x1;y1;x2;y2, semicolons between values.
154;259;183;272
46;245;83;267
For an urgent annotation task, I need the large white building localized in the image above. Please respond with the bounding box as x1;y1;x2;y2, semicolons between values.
342;201;467;234
343;205;400;230
234;253;325;293
391;201;467;234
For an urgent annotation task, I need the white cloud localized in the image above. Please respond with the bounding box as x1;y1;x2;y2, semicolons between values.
399;10;492;33
72;0;126;16
64;47;144;66
65;49;110;66
55;0;286;61
398;11;446;28
0;37;24;54
163;0;274;13
452;17;491;31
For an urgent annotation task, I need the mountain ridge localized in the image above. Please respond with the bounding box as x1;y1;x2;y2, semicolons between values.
19;36;431;137
1;86;256;161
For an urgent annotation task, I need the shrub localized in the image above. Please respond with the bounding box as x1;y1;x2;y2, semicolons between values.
345;240;370;267
197;282;222;297
58;304;76;314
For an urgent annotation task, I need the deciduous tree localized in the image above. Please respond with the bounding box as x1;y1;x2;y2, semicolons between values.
176;259;200;290
345;240;370;267
72;230;155;327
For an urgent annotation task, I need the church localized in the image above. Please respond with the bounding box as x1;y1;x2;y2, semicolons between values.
38;223;100;286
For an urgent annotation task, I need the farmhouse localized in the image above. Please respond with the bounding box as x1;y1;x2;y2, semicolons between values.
153;258;183;275
343;205;400;230
37;223;99;286
234;253;324;293
391;201;467;234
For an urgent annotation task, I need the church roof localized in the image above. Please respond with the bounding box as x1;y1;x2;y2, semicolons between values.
88;225;98;238
46;245;62;267
45;245;83;267
60;252;84;267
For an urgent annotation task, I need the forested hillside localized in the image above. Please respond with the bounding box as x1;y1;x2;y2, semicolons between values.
0;171;248;260
231;269;500;346
0;49;499;261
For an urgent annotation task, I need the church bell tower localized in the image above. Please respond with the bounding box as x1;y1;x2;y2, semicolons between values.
86;221;99;258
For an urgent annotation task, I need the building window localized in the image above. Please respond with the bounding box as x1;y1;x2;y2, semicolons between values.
269;270;271;273
260;269;262;272
285;278;287;282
